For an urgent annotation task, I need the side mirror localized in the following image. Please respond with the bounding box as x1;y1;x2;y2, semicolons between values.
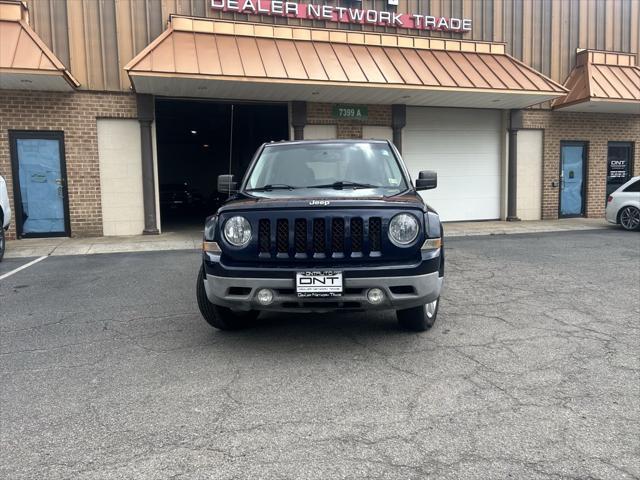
217;174;237;194
415;170;437;191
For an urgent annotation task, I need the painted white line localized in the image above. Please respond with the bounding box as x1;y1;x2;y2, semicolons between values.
0;256;48;281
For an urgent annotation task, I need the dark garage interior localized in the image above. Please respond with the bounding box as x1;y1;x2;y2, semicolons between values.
155;99;289;231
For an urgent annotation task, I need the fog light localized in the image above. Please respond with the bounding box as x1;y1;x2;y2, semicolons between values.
256;288;274;305
367;288;385;305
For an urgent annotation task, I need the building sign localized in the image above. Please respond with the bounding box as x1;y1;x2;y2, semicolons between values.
607;143;632;189
332;104;368;120
210;0;472;32
608;159;629;180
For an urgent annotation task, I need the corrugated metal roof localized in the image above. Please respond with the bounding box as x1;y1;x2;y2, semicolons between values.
553;50;640;111
126;19;566;101
0;11;79;88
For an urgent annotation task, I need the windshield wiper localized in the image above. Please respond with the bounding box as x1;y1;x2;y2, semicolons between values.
245;184;297;192
308;181;381;190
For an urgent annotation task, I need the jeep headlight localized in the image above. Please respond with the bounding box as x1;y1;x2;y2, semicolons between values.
388;213;419;246
223;216;252;247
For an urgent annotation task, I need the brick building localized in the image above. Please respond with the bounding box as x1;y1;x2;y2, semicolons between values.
0;0;638;240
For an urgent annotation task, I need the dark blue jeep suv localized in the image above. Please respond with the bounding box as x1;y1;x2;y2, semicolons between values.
197;139;444;331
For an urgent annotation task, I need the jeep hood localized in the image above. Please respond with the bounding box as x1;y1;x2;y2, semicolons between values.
218;191;428;213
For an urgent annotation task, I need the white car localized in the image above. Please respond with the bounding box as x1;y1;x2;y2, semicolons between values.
1;174;12;261
605;176;640;231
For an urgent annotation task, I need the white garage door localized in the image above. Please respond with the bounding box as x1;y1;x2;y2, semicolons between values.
403;107;502;221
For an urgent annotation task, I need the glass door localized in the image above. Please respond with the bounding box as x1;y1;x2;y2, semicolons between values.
559;142;587;217
607;142;633;199
10;131;70;238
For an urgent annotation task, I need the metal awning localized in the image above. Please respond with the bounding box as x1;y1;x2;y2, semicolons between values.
0;1;79;91
125;16;566;109
552;50;640;114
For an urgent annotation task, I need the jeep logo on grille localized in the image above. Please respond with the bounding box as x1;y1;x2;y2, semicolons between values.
309;200;330;206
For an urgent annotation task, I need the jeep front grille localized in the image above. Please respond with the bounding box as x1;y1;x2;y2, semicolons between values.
350;218;363;254
276;219;288;254
331;218;345;256
369;217;382;253
257;216;383;259
312;218;325;255
258;219;270;254
294;219;306;255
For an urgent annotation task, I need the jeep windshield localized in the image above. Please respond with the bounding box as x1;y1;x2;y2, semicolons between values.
243;142;408;198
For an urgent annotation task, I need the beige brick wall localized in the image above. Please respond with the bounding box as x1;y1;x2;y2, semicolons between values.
0;90;137;240
306;103;392;139
336;124;363;139
521;110;640;219
303;124;337;139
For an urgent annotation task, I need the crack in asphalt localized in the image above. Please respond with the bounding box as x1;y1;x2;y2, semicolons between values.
0;231;638;479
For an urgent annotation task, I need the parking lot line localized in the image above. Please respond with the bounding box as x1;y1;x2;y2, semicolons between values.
0;256;48;281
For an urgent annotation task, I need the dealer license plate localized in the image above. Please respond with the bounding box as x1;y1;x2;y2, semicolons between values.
296;271;343;297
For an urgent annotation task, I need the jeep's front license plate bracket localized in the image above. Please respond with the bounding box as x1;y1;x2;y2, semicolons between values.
296;271;343;297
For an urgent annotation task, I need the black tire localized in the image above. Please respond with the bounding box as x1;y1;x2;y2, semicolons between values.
397;297;440;332
0;227;5;263
196;265;258;330
619;206;640;231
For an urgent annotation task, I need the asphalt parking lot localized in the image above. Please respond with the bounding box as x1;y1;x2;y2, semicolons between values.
1;230;638;479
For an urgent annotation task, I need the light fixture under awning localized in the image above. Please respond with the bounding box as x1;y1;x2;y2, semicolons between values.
125;16;567;109
0;1;79;91
552;50;640;114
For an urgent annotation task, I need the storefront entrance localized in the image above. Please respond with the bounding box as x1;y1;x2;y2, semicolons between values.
9;131;70;238
154;99;288;231
560;142;587;217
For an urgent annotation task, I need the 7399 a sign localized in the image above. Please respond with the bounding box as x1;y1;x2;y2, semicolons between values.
332;104;368;121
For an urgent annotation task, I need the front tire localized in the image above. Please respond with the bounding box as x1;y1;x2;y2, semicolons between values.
397;297;439;332
619;206;640;231
196;265;258;330
0;227;5;262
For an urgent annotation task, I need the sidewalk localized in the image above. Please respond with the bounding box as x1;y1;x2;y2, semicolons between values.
4;229;202;258
4;218;612;258
443;217;611;237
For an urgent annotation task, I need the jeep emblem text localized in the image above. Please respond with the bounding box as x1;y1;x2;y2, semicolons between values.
309;200;330;206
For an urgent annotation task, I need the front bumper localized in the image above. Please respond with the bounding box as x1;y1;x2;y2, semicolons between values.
203;251;443;313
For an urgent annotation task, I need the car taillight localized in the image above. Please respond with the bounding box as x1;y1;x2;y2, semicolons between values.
607;196;613;203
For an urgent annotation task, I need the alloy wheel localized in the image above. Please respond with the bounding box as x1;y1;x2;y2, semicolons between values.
620;207;640;231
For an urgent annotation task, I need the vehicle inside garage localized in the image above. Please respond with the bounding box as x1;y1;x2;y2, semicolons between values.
154;99;289;231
